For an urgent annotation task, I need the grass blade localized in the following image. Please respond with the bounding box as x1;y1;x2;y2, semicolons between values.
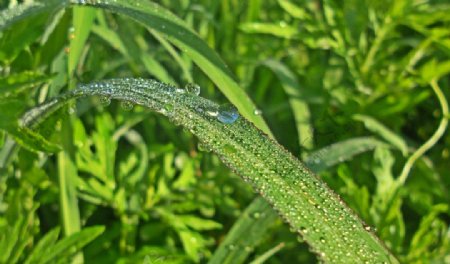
353;114;408;156
249;242;285;264
20;78;398;263
208;198;278;264
262;59;314;150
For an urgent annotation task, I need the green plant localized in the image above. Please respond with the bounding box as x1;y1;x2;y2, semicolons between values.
1;0;449;263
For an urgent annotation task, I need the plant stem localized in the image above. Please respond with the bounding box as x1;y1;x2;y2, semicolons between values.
397;79;449;185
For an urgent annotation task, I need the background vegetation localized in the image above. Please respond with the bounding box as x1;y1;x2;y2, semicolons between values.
0;0;449;263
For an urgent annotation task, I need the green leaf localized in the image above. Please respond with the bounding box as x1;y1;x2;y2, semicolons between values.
24;228;61;264
353;114;408;156
249;242;285;264
239;22;298;39
68;6;96;76
22;78;398;263
304;137;388;172
178;215;222;231
277;0;310;20
262;59;313;150
208;198;278;264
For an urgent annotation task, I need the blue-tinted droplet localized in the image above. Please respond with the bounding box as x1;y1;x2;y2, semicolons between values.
217;104;239;124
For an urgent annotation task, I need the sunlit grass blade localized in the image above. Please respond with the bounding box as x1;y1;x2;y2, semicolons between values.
68;0;272;134
249;242;285;264
208;198;278;264
20;78;399;263
304;137;388;172
68;6;96;77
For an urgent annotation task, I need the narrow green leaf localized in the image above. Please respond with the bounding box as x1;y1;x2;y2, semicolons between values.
41;226;105;263
277;0;310;20
240;22;298;39
68;6;96;76
208;198;278;264
21;78;398;263
304;137;388;172
262;59;313;150
24;228;61;264
249;242;285;264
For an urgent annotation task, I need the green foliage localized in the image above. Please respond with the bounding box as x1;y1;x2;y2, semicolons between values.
1;0;449;263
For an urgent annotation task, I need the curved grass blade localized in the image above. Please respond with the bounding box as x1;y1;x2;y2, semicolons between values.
304;137;389;172
21;78;398;263
68;0;272;134
209;136;388;264
208;197;278;264
262;59;314;151
353;114;408;156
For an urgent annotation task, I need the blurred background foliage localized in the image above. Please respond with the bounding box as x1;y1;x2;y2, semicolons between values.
0;0;449;263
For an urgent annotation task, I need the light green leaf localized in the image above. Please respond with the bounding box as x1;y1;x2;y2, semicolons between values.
353;114;408;156
240;22;298;39
41;226;105;263
24;228;61;264
277;0;310;20
262;59;313;150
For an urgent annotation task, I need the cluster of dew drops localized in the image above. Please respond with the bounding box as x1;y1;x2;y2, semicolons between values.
81;78;240;125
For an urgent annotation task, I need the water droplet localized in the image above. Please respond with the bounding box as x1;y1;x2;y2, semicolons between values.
68;107;76;115
99;96;111;106
197;142;211;152
206;109;218;117
254;109;262;115
222;144;237;154
164;103;174;112
185;83;201;96
244;246;253;252
251;212;261;219
227;244;236;251
121;101;134;111
175;88;185;93
217;104;239;124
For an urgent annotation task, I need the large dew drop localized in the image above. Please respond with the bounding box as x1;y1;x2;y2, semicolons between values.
184;83;201;96
121;101;134;111
99;96;111;106
217;104;239;124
